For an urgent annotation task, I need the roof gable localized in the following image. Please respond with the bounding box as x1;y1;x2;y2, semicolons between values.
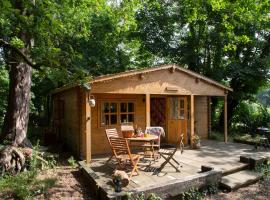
52;64;232;95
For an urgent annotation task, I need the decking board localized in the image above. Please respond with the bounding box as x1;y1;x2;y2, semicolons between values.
80;140;270;199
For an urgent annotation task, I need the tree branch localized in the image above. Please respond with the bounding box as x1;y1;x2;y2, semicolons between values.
0;38;40;70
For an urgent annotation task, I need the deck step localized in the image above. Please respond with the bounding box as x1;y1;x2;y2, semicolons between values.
222;163;250;176
220;170;262;191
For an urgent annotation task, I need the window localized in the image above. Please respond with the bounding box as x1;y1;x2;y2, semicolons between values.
101;101;135;126
101;102;118;125
170;97;186;120
120;102;134;123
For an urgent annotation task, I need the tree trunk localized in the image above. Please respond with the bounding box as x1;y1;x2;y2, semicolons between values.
2;61;32;146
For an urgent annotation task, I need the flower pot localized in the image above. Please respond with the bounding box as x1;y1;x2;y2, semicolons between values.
122;130;134;138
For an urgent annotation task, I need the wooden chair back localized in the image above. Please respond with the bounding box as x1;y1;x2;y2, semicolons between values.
109;136;140;178
109;137;131;157
105;128;120;163
105;128;119;141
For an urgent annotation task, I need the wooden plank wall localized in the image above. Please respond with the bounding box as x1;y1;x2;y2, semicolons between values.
91;70;225;96
89;93;146;155
194;96;208;139
52;88;80;156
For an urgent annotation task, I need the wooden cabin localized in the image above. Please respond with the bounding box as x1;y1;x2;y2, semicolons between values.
51;64;232;162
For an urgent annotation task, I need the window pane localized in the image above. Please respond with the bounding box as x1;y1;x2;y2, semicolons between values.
110;103;117;113
103;102;110;113
128;114;134;122
170;98;179;119
110;114;117;124
120;103;127;112
102;115;109;125
121;114;127;123
180;99;184;109
128;103;134;112
180;110;185;119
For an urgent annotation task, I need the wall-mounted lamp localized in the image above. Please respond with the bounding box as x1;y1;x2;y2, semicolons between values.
81;83;96;107
88;94;96;107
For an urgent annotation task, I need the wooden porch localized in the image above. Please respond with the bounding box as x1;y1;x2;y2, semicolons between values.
79;140;270;199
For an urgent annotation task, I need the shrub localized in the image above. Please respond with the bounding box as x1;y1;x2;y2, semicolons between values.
182;188;202;200
67;156;77;167
231;102;270;134
255;160;270;178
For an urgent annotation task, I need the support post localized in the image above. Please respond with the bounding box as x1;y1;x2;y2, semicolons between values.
146;93;150;127
224;95;228;143
85;92;91;163
190;95;195;147
208;97;212;138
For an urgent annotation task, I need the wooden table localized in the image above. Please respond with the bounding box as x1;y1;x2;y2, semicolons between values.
127;135;159;160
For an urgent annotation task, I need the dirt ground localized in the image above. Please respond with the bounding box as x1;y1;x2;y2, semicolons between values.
37;166;92;200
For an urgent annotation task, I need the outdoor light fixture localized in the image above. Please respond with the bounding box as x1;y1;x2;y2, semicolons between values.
81;83;96;107
88;95;96;107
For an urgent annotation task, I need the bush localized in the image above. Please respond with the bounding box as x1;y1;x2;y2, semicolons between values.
67;156;77;167
231;102;270;134
255;160;270;178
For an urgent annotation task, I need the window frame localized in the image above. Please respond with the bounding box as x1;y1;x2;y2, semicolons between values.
99;99;136;127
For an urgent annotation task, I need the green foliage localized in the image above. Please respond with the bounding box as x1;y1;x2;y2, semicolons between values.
0;66;8;128
255;160;270;178
0;0;145;129
234;134;262;143
257;89;270;107
181;184;218;200
0;171;56;200
209;131;225;141
182;188;203;200
127;193;162;200
136;0;270;126
67;156;77;167
231;102;270;134
0;143;57;199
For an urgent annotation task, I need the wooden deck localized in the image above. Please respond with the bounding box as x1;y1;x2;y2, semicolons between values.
79;140;270;199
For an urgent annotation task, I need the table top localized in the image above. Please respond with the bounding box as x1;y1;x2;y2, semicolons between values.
126;135;158;141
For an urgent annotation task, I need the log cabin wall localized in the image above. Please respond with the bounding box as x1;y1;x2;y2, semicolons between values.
90;93;146;155
52;87;80;157
194;96;208;139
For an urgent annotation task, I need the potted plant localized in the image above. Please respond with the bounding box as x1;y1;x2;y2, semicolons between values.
192;134;201;149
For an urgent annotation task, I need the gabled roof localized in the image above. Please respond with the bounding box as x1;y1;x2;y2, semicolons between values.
51;64;232;94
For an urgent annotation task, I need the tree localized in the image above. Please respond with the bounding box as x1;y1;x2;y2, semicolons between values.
0;0;142;173
135;0;270;127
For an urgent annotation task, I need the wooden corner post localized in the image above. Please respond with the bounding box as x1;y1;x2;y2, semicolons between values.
224;95;228;143
190;95;194;147
146;94;150;127
85;92;92;163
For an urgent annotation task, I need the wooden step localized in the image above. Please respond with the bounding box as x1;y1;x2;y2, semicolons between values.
222;163;250;176
220;170;262;191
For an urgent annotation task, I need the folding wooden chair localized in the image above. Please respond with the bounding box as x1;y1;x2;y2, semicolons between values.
157;134;184;172
109;137;140;178
105;128;120;162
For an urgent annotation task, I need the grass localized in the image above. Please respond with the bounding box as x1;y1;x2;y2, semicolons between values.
0;171;57;200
